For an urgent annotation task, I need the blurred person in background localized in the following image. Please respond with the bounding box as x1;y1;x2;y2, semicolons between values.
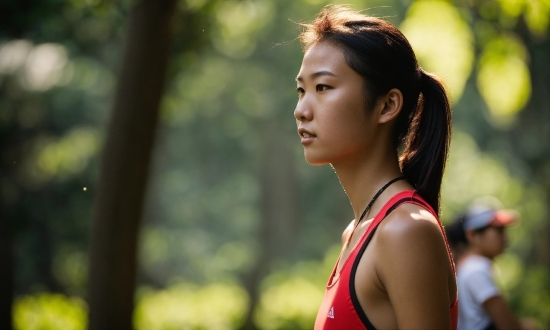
445;213;469;265
295;5;457;329
446;199;538;330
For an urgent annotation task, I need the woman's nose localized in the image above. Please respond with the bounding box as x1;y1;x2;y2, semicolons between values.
294;99;313;122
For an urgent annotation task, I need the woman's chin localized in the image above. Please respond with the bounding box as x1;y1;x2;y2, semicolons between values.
304;154;330;166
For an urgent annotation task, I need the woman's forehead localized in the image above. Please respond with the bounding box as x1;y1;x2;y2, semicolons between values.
297;42;351;80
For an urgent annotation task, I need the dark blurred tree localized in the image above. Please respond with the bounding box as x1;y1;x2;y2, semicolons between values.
87;0;177;327
0;1;69;328
0;205;14;329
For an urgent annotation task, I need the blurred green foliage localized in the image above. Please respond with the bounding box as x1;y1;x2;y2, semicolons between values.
134;282;248;330
253;245;340;329
13;293;87;330
2;0;549;328
16;241;548;329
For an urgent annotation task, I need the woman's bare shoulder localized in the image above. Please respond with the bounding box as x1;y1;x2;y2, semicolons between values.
376;202;442;243
374;202;450;273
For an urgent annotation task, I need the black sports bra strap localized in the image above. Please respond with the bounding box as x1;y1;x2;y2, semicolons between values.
384;196;432;219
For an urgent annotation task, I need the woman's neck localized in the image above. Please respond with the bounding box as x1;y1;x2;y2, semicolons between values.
332;145;405;222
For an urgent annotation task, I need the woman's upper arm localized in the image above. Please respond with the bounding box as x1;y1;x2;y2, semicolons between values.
376;207;453;329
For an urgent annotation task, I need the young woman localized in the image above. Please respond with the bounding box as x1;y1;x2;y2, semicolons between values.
294;6;457;329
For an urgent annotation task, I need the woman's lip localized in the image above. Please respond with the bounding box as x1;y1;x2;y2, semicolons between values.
301;136;315;144
298;127;316;138
298;127;316;144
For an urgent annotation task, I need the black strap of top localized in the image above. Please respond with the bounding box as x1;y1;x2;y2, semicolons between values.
345;176;406;248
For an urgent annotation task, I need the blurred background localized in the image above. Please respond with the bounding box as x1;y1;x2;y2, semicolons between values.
1;0;549;329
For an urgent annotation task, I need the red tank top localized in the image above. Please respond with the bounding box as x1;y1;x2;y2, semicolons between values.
314;190;458;330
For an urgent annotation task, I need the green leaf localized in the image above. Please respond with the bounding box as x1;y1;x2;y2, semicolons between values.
400;0;474;102
476;35;531;126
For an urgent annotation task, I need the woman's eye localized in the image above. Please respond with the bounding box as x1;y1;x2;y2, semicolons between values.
316;84;329;92
296;87;305;96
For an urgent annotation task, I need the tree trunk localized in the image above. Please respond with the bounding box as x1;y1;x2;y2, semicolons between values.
0;121;22;330
241;121;301;329
0;205;13;330
87;0;176;328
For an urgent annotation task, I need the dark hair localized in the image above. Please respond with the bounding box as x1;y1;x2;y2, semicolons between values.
445;214;467;247
446;212;497;247
299;5;451;213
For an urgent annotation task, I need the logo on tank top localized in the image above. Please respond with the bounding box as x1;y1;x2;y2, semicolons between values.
327;306;334;319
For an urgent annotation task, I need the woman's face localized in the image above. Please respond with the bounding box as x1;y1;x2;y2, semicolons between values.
294;41;376;166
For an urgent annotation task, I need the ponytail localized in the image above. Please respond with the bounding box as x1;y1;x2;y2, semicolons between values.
399;69;451;214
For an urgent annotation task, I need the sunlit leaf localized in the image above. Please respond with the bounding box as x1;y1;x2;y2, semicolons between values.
525;0;550;35
497;0;525;17
476;35;531;125
400;0;474;102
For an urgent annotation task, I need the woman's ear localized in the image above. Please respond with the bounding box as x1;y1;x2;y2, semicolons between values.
376;88;403;124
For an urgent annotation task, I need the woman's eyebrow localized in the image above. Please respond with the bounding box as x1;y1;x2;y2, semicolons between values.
296;70;337;82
